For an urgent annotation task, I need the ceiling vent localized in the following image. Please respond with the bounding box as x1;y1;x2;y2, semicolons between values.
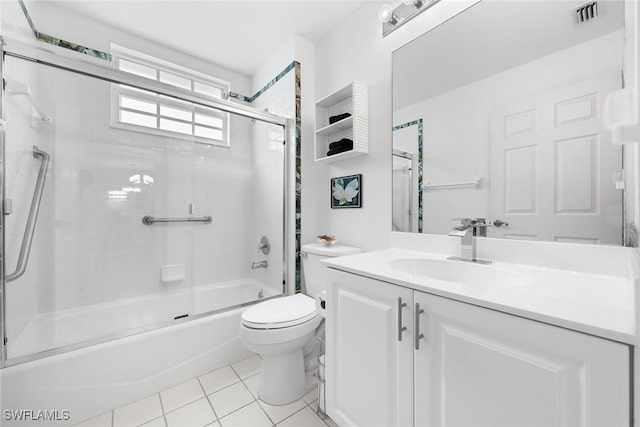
575;1;598;24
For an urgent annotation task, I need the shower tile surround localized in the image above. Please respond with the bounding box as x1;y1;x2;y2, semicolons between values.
14;0;304;297
73;355;334;427
2;57;298;359
3;0;304;360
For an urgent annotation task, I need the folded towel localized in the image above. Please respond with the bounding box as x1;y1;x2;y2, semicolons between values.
327;145;352;156
329;138;353;151
329;113;351;124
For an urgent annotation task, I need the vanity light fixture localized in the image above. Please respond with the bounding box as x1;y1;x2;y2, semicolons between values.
380;0;440;37
378;4;398;25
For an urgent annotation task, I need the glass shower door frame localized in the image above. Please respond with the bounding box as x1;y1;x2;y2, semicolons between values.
0;38;294;367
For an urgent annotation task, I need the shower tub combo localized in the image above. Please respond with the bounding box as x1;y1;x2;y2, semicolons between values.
0;40;295;425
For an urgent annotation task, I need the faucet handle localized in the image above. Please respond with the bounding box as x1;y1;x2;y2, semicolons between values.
472;218;492;228
451;217;492;228
451;217;473;228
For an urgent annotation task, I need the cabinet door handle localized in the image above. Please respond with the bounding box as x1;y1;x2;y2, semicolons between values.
414;303;425;350
397;297;408;341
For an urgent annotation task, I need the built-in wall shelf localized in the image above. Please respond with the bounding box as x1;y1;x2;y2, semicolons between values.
315;81;368;162
316;116;353;136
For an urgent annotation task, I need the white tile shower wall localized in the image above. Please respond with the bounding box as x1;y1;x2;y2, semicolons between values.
394;30;624;236
250;69;294;293
313;0;480;252
3;56;42;343
4;56;255;319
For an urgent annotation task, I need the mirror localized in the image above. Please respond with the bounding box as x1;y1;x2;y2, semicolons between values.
392;0;628;245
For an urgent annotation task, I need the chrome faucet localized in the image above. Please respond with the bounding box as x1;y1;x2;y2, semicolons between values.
447;218;493;264
251;260;268;269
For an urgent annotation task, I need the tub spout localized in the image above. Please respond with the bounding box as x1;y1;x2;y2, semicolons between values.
251;260;268;269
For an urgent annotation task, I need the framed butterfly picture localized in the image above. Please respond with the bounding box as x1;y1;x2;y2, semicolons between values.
331;174;362;209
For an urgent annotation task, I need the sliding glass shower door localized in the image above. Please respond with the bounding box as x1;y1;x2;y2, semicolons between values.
2;54;199;362
1;49;287;366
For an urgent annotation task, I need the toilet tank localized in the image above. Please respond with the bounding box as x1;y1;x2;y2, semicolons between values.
301;243;361;296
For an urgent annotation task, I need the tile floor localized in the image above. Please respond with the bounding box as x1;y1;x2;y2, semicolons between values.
74;355;338;427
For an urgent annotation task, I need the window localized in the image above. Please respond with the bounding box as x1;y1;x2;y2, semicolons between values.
111;45;231;147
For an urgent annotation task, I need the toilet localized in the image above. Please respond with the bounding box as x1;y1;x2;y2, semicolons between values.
240;243;360;405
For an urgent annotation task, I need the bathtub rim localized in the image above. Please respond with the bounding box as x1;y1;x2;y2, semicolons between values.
3;292;282;368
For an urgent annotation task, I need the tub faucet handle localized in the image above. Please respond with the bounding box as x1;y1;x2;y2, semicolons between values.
257;236;271;255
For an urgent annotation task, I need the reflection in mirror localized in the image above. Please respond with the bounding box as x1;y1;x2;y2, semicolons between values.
392;120;423;233
392;0;628;245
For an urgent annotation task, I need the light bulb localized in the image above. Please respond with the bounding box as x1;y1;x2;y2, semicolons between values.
403;0;424;7
378;4;394;23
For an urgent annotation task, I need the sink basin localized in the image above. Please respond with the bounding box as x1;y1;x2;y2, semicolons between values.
389;258;528;287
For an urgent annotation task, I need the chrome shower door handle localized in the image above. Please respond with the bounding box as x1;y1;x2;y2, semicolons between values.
397;297;408;341
414;303;425;350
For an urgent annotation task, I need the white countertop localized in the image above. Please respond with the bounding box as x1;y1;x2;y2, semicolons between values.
323;248;638;345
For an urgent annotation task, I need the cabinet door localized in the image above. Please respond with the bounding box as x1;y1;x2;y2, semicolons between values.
414;292;630;427
326;269;414;427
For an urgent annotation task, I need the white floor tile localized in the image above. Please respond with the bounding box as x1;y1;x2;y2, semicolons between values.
73;411;112;427
258;399;306;424
199;366;241;395
219;402;272;427
113;394;163;427
161;379;206;413
140;416;167;427
308;400;319;412
208;382;255;418
277;406;326;427
165;398;216;427
231;355;261;379
302;388;318;404
242;374;260;399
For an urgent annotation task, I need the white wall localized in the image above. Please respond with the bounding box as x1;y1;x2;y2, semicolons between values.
313;0;478;252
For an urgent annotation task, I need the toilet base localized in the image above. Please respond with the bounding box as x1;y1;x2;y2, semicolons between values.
258;348;306;405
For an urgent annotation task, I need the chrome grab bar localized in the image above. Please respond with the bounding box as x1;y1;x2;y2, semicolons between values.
6;146;50;283
142;215;212;225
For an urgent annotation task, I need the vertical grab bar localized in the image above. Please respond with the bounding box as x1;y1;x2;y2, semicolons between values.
6;146;50;282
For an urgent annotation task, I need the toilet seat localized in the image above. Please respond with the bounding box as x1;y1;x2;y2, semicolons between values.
242;294;318;329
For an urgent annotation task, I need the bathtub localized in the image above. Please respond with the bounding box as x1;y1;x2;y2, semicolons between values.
1;279;280;426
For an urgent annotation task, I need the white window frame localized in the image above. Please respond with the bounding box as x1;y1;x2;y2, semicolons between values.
110;44;231;147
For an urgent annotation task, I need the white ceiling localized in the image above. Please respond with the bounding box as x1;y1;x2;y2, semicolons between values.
39;0;368;76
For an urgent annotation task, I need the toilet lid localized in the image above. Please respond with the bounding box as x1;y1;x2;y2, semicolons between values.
242;294;318;329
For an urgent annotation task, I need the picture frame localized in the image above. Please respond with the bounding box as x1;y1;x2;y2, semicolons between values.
331;174;362;208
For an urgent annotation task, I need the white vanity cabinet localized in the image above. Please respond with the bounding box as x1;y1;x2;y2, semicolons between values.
325;268;414;426
325;268;631;427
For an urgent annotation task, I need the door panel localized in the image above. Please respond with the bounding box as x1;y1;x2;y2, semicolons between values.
414;292;630;427
326;269;413;427
490;73;623;244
